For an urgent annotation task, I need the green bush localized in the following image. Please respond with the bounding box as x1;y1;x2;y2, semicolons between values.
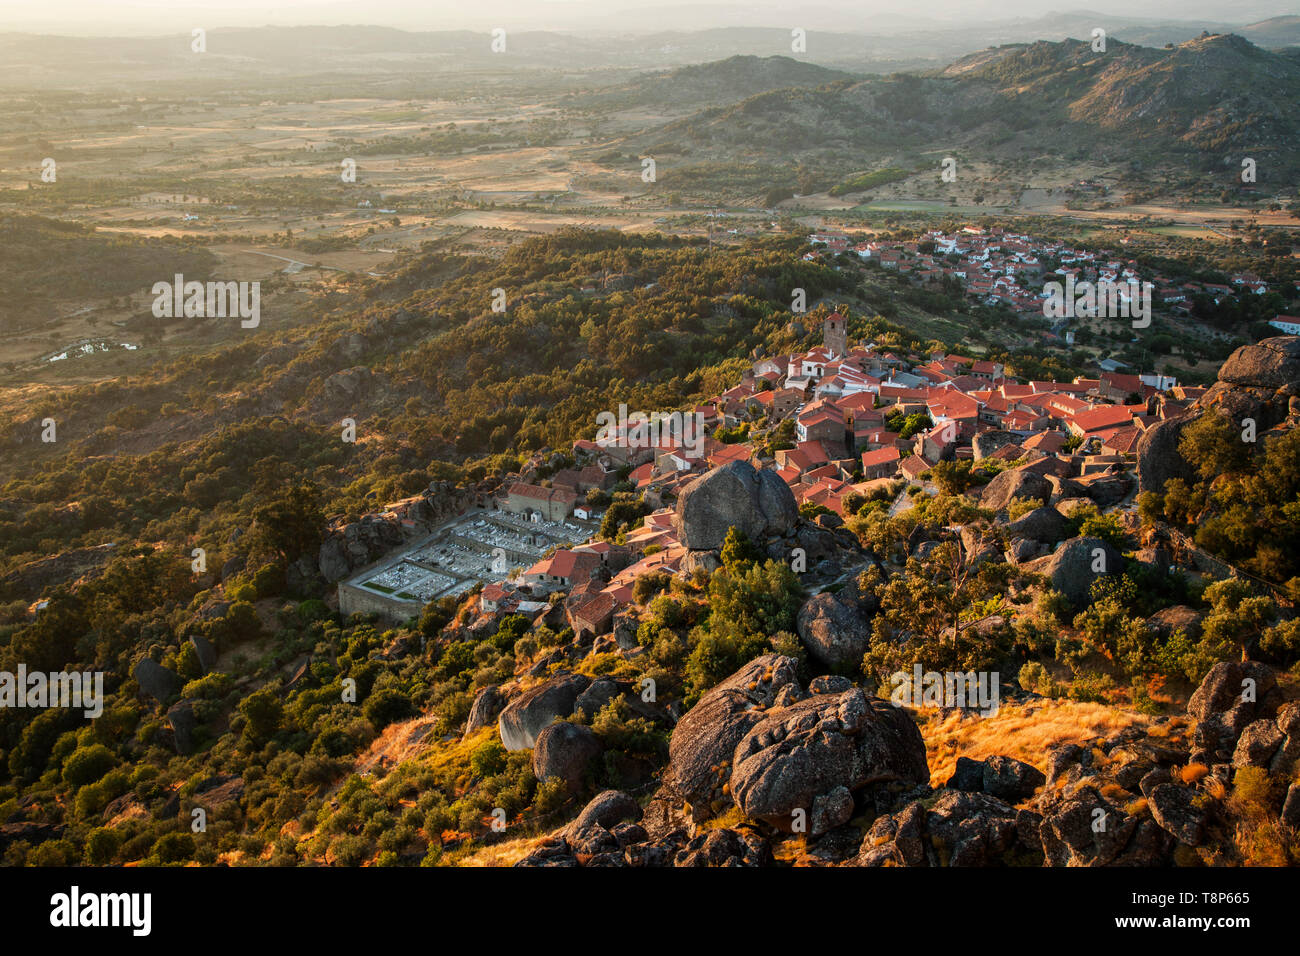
61;743;116;788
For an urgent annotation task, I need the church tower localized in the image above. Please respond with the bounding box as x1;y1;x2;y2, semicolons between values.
822;310;847;360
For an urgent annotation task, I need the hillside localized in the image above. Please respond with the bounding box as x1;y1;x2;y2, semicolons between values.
563;55;855;111
622;35;1300;186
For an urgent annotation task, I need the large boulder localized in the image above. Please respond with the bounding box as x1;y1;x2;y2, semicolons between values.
1082;472;1132;508
1045;474;1087;505
498;672;591;751
1217;335;1300;390
1024;536;1122;607
568;790;641;836
192;774;245;814
574;678;623;719
1147;783;1209;847
166;701;196;756
1135;415;1197;494
133;658;182;704
1147;605;1203;641
533;722;603;794
1004;506;1068;545
947;754;1046;801
796;591;871;672
464;684;506;738
1232;718;1284;769
728;688;929;835
673;461;798;551
189;635;217;675
980;467;1051;513
1188;660;1278;721
661;654;801;820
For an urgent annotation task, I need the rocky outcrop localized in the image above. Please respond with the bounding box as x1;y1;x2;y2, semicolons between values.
858;790;1042;867
1232;701;1300;774
318;514;405;583
0;543;117;602
1187;660;1281;766
1217;335;1300;390
729;688;930;835
516;789;770;868
660;653;800;820
980;467;1051;513
1138;336;1300;494
497;672;591;751
1024;536;1122;607
673;460;798;551
1038;786;1174;866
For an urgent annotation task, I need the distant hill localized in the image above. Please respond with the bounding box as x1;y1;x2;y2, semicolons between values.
1239;15;1300;47
944;34;1300;154
564;55;855;111
629;34;1300;179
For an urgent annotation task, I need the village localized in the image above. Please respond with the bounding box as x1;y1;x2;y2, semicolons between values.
331;223;1295;649
805;224;1286;325
415;287;1219;646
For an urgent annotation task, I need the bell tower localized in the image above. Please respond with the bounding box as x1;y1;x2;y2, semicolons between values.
822;310;847;360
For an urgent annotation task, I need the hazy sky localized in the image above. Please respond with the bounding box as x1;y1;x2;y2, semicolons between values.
0;0;1294;35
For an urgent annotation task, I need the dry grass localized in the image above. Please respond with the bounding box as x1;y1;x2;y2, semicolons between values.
1181;763;1210;785
353;714;448;778
918;698;1151;787
456;834;552;867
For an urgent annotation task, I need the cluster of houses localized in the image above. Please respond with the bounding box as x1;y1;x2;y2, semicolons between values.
807;225;1280;324
469;299;1207;639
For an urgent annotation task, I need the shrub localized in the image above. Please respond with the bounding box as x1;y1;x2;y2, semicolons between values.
470;739;507;779
61;743;116;788
151;832;196;864
363;688;414;729
84;827;122;865
1006;496;1040;521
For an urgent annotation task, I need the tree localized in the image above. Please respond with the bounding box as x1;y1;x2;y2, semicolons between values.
1178;411;1252;481
238;687;284;749
1200;578;1277;662
248;482;324;561
927;460;977;495
864;540;1022;680
721;527;762;570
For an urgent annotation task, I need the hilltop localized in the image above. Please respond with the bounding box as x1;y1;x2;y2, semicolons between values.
618;34;1300;192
